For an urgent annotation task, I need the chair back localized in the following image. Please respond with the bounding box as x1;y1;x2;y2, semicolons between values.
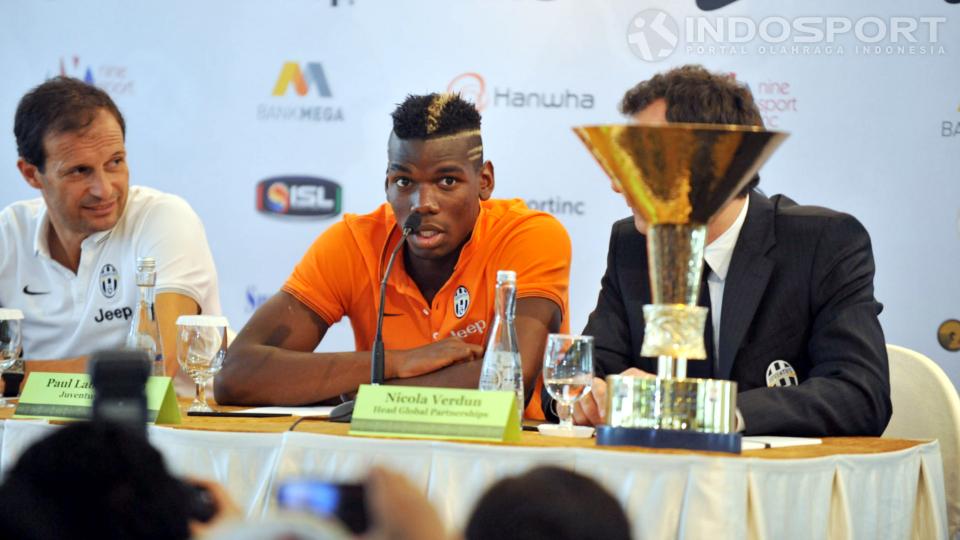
883;344;960;539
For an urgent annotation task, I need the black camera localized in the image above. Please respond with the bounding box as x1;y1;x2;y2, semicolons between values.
89;349;151;433
182;482;218;523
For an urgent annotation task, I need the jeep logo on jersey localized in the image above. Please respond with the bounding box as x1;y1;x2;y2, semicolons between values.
99;264;119;298
256;176;342;219
765;360;799;387
453;286;470;318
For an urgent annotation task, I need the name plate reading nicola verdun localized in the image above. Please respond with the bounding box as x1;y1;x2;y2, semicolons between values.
349;385;520;442
13;373;181;424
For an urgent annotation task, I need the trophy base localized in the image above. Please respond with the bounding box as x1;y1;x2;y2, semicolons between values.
596;425;742;454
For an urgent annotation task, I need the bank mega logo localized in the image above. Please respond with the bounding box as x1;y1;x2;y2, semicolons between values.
272;62;332;97
447;72;594;111
256;176;342;219
258;62;344;122
626;11;948;60
54;56;134;95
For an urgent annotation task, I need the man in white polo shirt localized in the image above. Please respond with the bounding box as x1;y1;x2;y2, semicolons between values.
0;76;220;380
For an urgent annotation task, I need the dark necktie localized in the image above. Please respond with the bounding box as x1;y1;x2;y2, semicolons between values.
699;262;717;378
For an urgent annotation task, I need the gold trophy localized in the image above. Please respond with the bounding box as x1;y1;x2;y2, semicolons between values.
573;123;788;453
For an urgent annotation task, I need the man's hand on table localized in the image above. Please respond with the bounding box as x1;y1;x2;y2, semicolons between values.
387;338;482;380
572;367;654;426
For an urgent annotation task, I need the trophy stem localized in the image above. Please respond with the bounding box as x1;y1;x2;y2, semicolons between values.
657;355;687;380
647;224;707;305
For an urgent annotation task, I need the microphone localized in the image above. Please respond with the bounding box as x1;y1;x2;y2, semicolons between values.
372;212;421;384
328;212;421;423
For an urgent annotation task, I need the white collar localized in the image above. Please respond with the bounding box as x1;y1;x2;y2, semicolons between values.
33;206;50;258
32;204;115;258
704;195;750;281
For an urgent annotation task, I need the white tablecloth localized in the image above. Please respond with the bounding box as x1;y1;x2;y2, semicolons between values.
0;420;947;540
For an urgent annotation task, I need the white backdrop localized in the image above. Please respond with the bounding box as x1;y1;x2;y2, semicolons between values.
1;0;958;390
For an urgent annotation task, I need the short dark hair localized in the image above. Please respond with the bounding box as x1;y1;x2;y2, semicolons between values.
465;466;632;540
391;93;481;140
14;76;126;172
0;422;193;540
620;65;763;196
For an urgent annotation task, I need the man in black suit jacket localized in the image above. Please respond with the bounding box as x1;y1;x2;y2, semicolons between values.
544;65;891;436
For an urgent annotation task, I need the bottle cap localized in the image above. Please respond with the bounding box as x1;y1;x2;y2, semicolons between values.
0;308;24;320
496;270;516;283
136;257;157;271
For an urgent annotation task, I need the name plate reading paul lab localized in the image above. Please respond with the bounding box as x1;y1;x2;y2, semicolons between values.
13;373;181;424
349;385;520;442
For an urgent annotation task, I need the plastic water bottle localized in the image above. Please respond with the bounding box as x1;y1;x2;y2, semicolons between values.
479;270;524;423
126;257;164;376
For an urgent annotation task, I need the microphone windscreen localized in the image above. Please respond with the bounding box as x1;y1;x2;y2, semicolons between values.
403;213;422;233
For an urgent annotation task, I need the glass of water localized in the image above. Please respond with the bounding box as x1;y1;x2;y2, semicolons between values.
0;309;24;409
543;334;594;431
176;315;229;413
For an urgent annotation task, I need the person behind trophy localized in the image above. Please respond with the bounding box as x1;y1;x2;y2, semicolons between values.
546;65;890;436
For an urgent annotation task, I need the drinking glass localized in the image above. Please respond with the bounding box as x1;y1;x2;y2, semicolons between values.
542;334;594;431
0;309;24;409
176;315;229;413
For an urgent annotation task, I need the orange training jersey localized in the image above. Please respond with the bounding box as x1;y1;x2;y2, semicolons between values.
283;198;571;419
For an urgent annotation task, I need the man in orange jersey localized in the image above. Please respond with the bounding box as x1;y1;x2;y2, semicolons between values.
216;93;570;418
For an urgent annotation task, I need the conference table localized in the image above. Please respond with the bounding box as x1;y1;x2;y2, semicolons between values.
0;401;947;540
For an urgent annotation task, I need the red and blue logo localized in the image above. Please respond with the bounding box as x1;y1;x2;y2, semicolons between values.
256;176;342;219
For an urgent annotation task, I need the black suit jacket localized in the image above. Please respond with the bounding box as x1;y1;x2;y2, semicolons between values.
545;192;891;436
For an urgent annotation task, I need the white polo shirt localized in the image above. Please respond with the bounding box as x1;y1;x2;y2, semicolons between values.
0;185;221;360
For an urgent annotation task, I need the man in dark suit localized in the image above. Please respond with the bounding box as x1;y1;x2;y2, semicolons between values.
545;65;891;436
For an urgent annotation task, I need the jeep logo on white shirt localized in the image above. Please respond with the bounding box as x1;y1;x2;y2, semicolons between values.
94;307;133;323
99;264;119;298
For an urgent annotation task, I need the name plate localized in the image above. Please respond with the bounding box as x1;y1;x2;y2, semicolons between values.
13;373;182;424
349;385;520;442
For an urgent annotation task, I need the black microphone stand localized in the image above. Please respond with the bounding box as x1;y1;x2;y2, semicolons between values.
328;213;421;423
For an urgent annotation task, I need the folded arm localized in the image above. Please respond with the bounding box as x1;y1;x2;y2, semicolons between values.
393;297;560;402
214;291;479;406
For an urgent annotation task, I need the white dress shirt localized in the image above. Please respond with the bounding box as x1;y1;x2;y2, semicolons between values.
703;195;750;363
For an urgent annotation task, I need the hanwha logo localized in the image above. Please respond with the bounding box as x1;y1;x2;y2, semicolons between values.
99;264;119;299
447;73;487;112
765;359;799;387
626;9;680;62
938;319;960;352
453;286;470;318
